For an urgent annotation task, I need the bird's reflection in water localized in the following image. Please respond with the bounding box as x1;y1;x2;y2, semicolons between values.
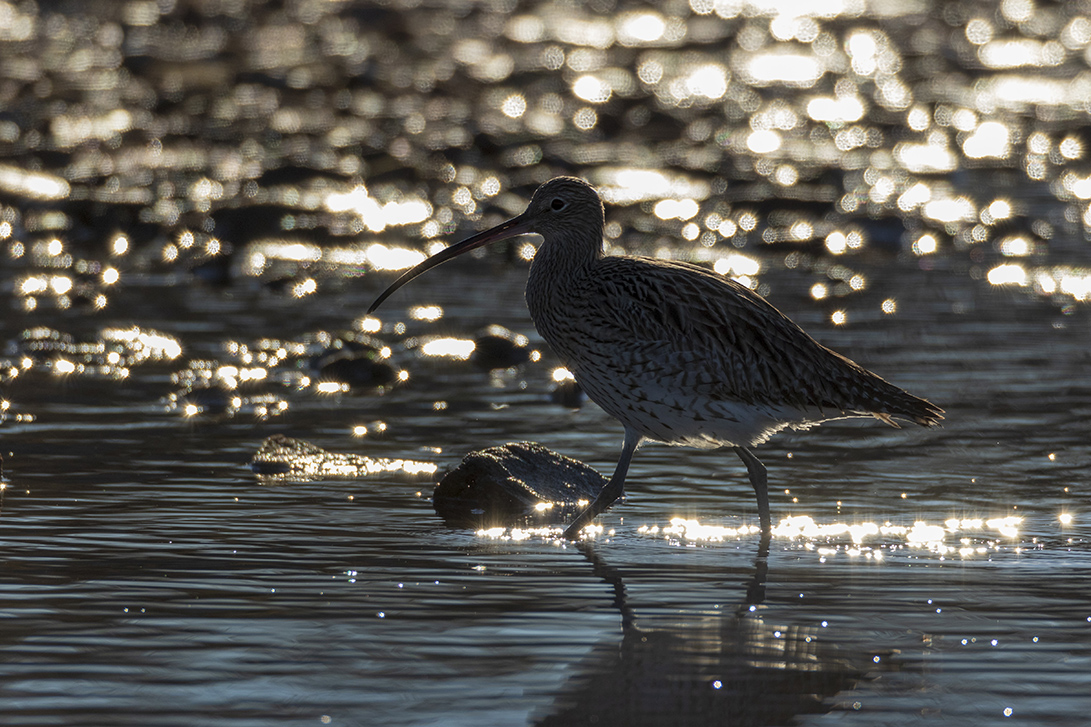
535;541;886;727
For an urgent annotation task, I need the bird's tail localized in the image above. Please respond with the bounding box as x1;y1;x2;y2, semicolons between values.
870;385;944;428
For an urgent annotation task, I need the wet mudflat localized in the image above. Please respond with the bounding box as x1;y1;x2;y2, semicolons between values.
2;1;1091;725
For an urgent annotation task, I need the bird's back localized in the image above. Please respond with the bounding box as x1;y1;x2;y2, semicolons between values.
529;255;941;447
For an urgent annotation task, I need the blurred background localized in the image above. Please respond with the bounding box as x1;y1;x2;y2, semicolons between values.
1;1;1090;725
2;0;1091;326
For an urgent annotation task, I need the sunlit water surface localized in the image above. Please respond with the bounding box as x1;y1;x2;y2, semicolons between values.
2;1;1091;725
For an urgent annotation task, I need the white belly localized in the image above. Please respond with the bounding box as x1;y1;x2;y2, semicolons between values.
574;365;819;449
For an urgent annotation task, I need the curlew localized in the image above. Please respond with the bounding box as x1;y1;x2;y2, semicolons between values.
369;177;942;540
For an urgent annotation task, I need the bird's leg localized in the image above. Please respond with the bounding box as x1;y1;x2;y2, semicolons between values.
733;446;771;538
563;428;642;540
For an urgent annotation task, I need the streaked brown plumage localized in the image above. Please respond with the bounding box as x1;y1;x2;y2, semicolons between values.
369;176;942;540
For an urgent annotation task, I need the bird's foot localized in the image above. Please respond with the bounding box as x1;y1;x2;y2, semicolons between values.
563;483;624;540
563;500;609;539
562;515;593;541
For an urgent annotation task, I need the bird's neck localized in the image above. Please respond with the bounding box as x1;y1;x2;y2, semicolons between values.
525;229;602;345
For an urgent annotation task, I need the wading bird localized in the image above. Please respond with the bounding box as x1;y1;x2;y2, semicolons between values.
369;177;942;540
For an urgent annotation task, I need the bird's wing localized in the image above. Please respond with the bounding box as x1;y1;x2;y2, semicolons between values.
569;256;896;415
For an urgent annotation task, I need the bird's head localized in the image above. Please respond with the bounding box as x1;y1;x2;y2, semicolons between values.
519;176;605;239
367;176;604;314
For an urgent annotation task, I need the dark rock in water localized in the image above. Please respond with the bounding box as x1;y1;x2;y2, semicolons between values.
263;275;292;294
250;434;436;482
11;325;182;373
433;442;606;527
550;376;585;409
320;333;386;357
470;324;531;370
180;385;236;416
317;355;399;388
311;334;401;388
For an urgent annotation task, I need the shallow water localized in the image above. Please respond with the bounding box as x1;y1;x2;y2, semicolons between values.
2;1;1091;725
3;264;1089;726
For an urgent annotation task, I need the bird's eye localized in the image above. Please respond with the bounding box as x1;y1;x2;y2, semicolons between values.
550;198;566;211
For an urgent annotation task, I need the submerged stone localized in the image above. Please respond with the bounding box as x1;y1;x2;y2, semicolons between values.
179;385;236;416
432;442;606;527
250;434;436;482
317;355;399;388
311;334;401;388
470;325;532;370
550;376;585;408
8;325;182;376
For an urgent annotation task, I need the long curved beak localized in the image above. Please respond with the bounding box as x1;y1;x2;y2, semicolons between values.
367;213;536;314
